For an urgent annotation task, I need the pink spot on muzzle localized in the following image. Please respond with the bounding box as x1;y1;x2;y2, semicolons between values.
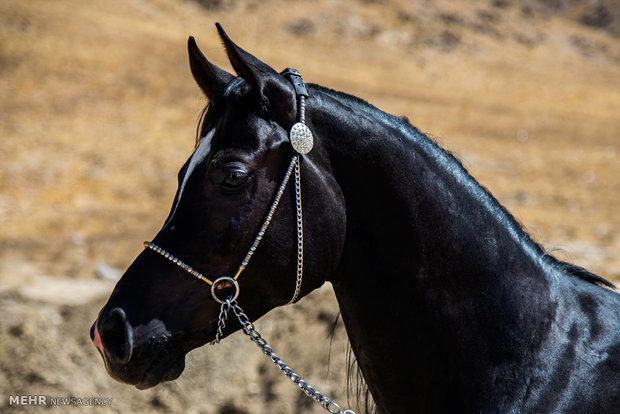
92;319;104;354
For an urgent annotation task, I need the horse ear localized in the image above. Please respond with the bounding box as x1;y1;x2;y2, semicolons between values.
215;23;295;120
188;36;234;100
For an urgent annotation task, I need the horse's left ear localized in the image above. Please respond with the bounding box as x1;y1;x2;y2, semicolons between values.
188;36;235;100
215;23;296;123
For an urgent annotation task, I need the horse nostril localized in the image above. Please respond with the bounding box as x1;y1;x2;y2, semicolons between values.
99;307;134;364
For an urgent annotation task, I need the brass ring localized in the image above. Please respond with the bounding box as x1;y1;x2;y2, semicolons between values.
211;276;240;304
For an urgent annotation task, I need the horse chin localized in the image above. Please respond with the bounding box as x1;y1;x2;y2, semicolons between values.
134;336;187;390
135;354;186;390
100;335;187;390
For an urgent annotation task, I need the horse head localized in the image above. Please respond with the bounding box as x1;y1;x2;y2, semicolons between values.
90;24;346;389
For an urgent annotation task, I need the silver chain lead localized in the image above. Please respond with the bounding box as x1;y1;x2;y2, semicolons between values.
211;300;231;345
224;300;355;414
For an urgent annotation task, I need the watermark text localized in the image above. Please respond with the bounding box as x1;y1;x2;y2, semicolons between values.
8;395;113;407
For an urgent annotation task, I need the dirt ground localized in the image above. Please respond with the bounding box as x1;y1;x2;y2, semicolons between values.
1;0;618;413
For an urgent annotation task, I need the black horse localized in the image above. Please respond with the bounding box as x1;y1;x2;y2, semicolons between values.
91;25;620;413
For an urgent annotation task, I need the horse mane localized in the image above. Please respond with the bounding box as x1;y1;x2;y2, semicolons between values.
327;312;376;413
309;84;616;292
345;346;376;414
551;261;615;288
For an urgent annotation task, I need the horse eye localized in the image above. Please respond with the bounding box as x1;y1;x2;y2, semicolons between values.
221;169;248;190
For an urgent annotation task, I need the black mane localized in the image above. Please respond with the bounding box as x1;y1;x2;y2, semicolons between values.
310;84;614;289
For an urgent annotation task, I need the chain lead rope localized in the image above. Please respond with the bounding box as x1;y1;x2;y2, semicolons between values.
213;92;353;413
209;299;354;414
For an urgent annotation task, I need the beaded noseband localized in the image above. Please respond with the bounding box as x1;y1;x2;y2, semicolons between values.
142;70;354;414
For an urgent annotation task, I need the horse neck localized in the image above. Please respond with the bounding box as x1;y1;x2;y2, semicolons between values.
311;88;557;412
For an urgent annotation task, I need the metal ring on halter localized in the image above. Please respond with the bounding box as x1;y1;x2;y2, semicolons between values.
211;276;240;304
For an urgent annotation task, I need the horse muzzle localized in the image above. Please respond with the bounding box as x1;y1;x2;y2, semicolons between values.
90;308;186;389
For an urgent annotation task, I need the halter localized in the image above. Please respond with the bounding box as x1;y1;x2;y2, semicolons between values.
143;70;355;414
144;151;302;303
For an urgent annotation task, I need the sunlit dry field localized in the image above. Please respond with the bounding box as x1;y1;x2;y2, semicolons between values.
1;0;618;412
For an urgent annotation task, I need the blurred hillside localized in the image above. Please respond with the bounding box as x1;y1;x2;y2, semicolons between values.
1;0;619;283
0;0;619;413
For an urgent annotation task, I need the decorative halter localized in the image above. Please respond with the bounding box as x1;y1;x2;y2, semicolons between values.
144;68;311;306
143;70;355;414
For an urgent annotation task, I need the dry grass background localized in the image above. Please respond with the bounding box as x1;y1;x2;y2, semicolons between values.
0;0;618;413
